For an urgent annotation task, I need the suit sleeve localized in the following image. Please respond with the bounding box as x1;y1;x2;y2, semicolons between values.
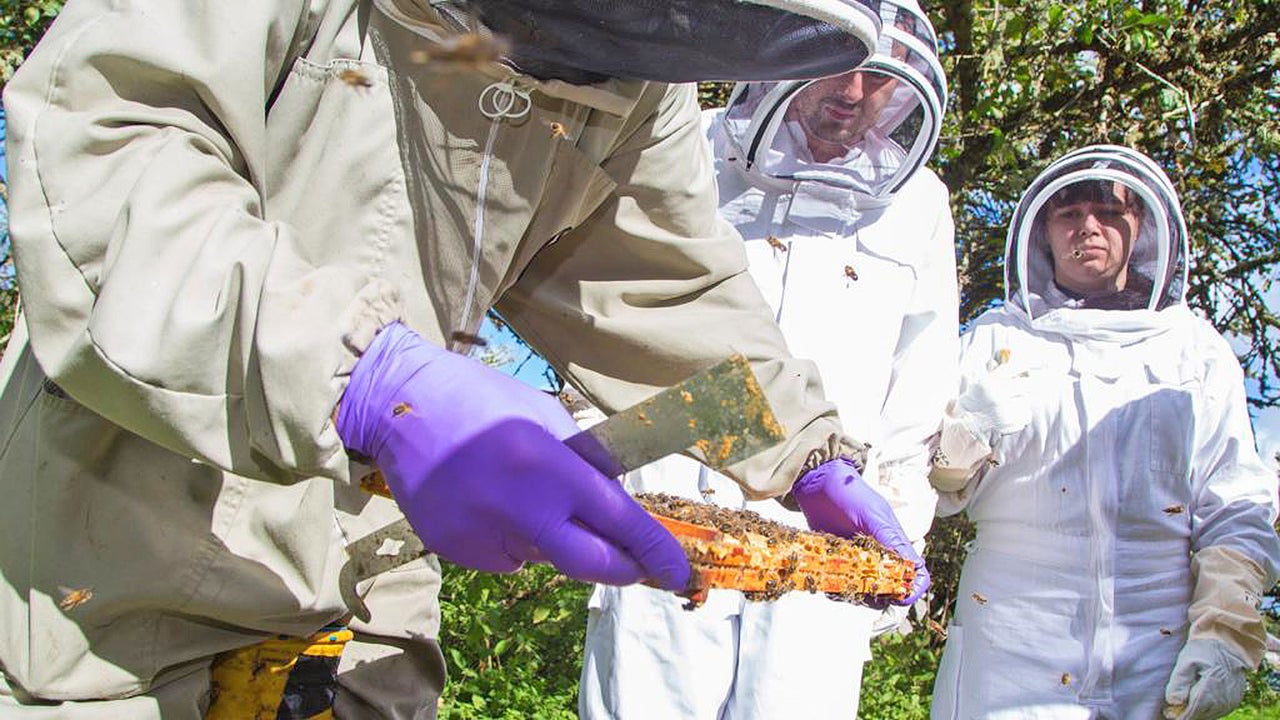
1189;324;1280;585
4;0;395;482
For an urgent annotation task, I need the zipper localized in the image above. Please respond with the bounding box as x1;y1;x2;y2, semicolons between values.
456;81;531;347
744;84;805;171
456;115;501;346
771;185;801;324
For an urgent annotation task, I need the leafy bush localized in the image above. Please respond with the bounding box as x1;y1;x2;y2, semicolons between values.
437;563;591;719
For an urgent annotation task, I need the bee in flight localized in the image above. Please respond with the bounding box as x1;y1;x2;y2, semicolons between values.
58;586;94;611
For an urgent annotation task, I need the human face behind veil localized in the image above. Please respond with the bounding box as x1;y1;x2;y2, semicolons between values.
785;70;899;162
1044;181;1143;297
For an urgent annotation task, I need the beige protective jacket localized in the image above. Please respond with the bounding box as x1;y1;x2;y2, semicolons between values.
0;0;845;705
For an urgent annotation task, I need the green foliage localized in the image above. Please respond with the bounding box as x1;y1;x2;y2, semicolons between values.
0;0;62;83
436;562;591;719
861;631;937;719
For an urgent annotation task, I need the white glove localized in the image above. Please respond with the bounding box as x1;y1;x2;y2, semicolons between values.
1163;638;1249;720
954;359;1038;444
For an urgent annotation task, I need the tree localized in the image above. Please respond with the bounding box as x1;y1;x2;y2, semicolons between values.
931;0;1280;407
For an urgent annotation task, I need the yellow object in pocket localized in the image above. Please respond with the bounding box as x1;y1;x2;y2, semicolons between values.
206;626;353;719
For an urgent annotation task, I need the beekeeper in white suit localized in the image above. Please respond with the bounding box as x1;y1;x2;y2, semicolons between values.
580;2;958;716
929;145;1280;719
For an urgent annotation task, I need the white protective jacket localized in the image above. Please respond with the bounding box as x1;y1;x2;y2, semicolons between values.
929;146;1280;719
581;3;958;716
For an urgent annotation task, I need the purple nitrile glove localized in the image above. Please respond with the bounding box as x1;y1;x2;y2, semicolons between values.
336;322;690;591
791;457;930;608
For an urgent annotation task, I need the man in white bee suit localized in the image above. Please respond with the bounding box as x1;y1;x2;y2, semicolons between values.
928;146;1280;719
579;2;958;716
0;0;935;717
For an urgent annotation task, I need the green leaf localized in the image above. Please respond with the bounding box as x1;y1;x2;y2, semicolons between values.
531;606;551;624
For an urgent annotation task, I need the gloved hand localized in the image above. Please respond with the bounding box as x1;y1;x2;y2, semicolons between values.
790;458;930;608
954;358;1037;445
1162;638;1249;720
337;322;690;591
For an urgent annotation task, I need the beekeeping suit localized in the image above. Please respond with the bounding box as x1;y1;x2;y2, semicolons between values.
580;2;958;716
0;0;887;716
929;146;1280;719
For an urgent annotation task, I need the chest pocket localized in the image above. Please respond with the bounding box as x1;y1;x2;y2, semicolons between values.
1144;361;1196;475
1114;373;1195;533
263;57;405;277
503;134;618;294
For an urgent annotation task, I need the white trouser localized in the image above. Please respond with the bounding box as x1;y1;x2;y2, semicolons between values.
580;582;878;720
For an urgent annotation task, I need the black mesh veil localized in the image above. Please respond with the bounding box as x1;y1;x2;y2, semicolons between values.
458;0;882;84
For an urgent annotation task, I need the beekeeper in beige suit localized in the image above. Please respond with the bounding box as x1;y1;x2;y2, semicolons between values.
0;0;923;717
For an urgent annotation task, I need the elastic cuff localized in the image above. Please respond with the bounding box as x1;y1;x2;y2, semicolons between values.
338;280;406;375
800;432;868;475
1188;545;1270;667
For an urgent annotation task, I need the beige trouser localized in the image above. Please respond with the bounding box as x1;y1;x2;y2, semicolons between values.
0;634;445;719
0;563;447;719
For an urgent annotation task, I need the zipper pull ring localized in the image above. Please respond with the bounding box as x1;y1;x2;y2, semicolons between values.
478;81;532;120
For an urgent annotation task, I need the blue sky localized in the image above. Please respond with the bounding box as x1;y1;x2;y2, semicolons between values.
1244;282;1280;472
1255;405;1279;472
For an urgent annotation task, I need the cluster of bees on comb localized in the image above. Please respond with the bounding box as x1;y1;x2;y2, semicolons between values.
636;493;915;610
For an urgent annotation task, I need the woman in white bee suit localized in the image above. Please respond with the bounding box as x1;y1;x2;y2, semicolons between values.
579;2;958;717
928;146;1280;719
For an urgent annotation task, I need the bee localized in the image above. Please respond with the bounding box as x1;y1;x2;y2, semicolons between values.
765;235;788;254
449;331;488;349
548;121;570;140
486;313;509;332
927;618;948;639
996;348;1012;365
843;264;859;282
58;586;93;611
1159;627;1173;636
360;471;392;498
1162;504;1185;516
425;32;509;68
1060;672;1072;686
681;390;694;404
337;69;374;90
392;402;413;418
971;591;988;606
